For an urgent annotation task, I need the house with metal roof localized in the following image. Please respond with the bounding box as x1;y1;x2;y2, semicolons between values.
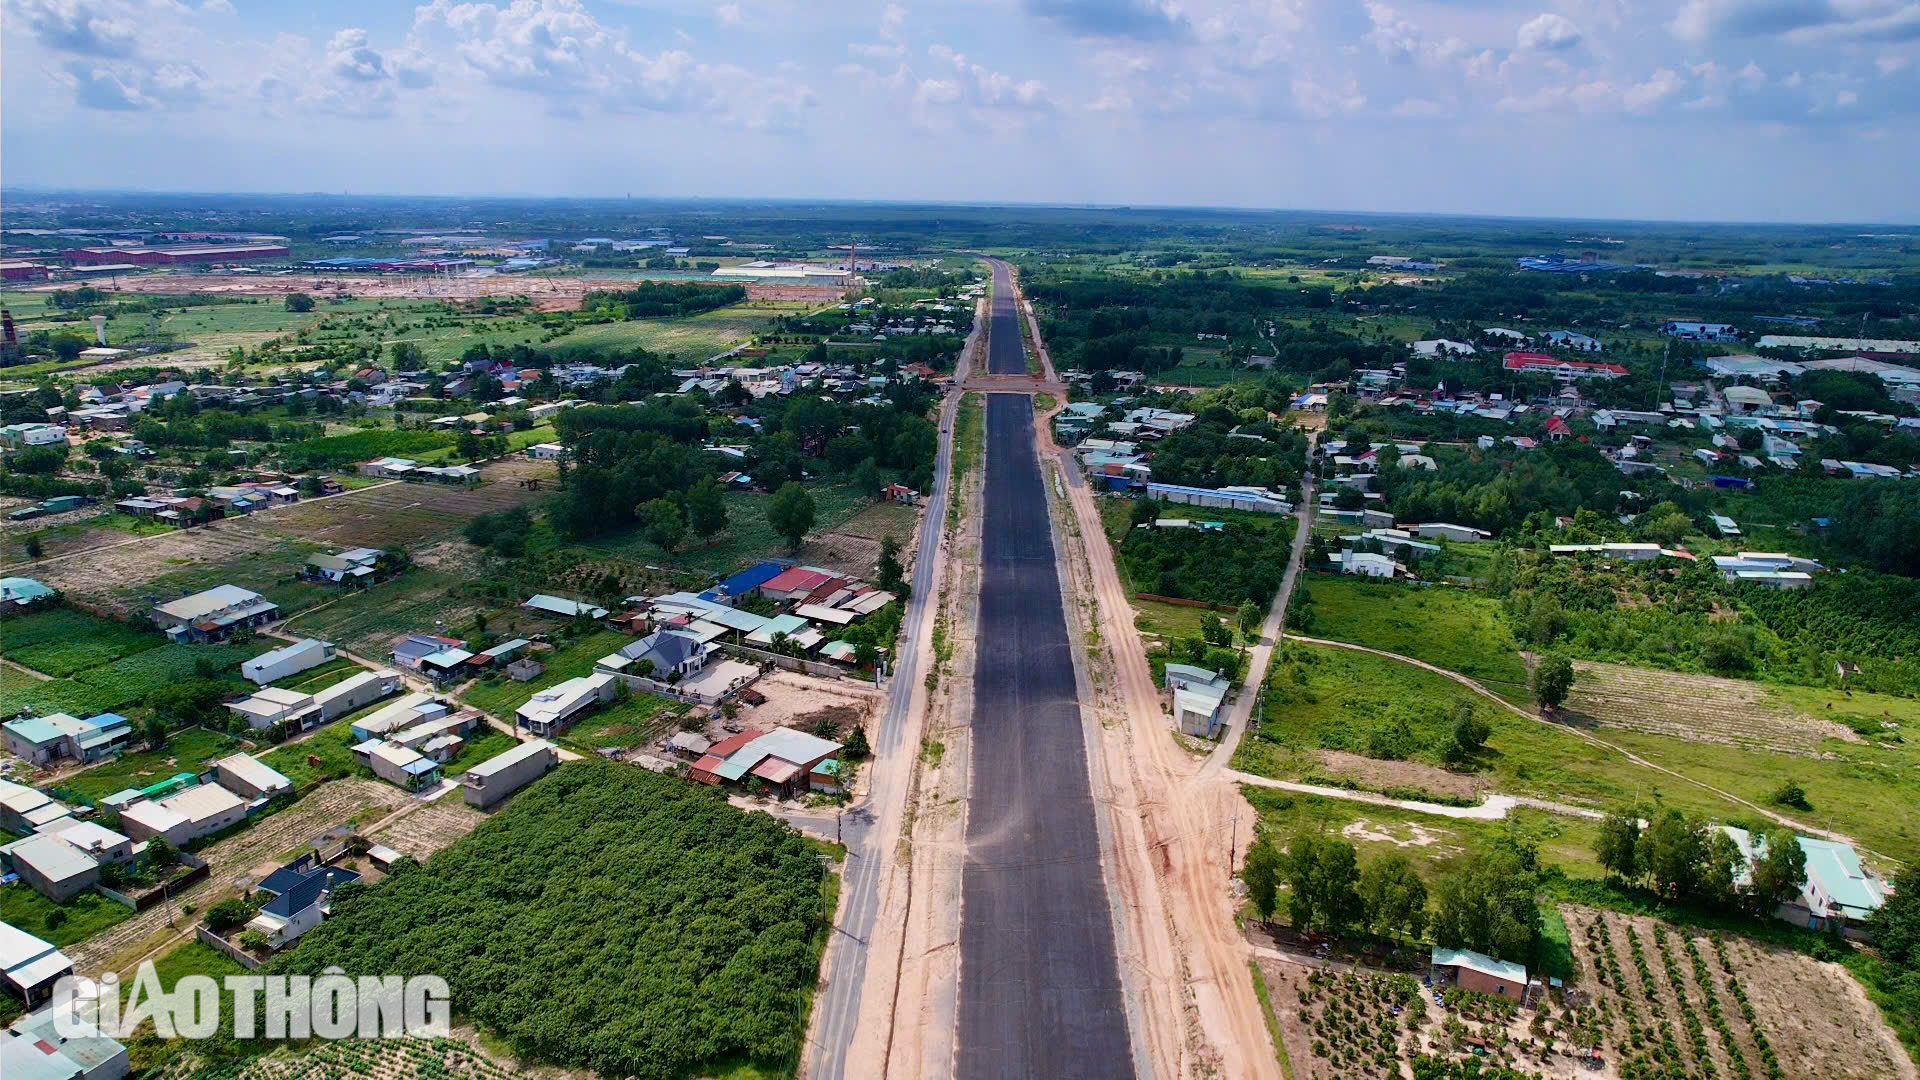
711;560;789;603
119;783;247;845
3;996;129;1078
747;613;824;652
224;687;319;731
688;726;842;797
1165;665;1231;738
241;638;335;685
353;738;442;792
515;673;618;737
213;752;293;800
0;924;73;1009
462;739;557;808
521;594;609;620
0;779;71;835
313;669;402;722
0;576;56;609
149;584;278;642
246;854;361;949
2;713;132;766
0;832;103;902
598;630;713;679
1431;946;1530;1000
1719;826;1889;938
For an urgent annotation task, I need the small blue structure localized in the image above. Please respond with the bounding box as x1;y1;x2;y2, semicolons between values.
712;560;788;604
1709;475;1754;490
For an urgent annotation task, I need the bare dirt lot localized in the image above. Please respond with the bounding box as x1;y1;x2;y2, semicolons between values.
729;669;876;734
4;466;547;613
1314;749;1487;801
792;499;919;580
368;795;489;862
1565;661;1859;755
68;779;410;977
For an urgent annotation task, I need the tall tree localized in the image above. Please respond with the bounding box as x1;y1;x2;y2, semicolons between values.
1430;833;1541;963
1749;829;1809;914
1642;809;1709;900
637;498;686;551
1594;809;1642;884
1282;831;1362;934
1531;653;1576;711
768;482;816;551
1358;851;1429;941
1243;834;1282;925
685;478;728;544
876;533;904;592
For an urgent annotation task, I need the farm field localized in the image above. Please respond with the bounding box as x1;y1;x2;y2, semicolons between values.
791;497;920;579
544;299;815;362
367;797;488;863
1296;576;1530;699
0;606;163;676
1561;906;1916;1080
54;727;243;801
6;467;550;616
1564;660;1867;755
0;637;256;721
279;568;492;658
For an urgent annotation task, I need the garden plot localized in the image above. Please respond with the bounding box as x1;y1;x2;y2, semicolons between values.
174;1035;539;1080
1561;905;1916;1080
263;471;548;550
1257;959;1617;1080
369;798;488;863
1564;661;1858;755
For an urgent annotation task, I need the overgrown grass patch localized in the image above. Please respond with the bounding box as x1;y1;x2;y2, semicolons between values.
1;607;165;676
1296;575;1529;698
0;882;132;947
59;727;243;801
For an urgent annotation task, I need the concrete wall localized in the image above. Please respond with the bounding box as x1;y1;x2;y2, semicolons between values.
1455;967;1526;999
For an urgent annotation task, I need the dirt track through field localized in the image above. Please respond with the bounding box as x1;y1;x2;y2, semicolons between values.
68;779;409;977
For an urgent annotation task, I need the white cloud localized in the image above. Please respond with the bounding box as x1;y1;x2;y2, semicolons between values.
1291;73;1365;117
1517;12;1583;51
1624;67;1686;110
11;0;138;57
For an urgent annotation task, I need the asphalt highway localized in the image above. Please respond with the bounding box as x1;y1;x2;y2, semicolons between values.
955;259;1133;1077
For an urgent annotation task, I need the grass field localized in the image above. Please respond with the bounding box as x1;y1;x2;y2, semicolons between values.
112;544;335;616
0;607;164;677
460;630;630;719
281;568;492;658
572;482;868;577
544;301;812;363
1132;597;1233;643
1297;575;1529;698
56;726;243;801
558;693;687;754
259;720;362;789
0;884;132;948
443;727;520;775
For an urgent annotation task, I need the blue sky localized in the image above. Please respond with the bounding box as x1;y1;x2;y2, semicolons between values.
4;0;1919;222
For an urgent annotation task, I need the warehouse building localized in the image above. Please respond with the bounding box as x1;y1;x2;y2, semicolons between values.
64;243;290;265
313;669;403;721
242;638;335;685
118;783;247;846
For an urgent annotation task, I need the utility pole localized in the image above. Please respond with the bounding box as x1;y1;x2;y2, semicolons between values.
1227;812;1239;881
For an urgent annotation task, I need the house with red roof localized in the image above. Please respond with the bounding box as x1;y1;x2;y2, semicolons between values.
1503;351;1628;381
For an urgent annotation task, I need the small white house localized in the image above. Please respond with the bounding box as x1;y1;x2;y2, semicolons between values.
1331;551;1398;578
1411;522;1491;543
241;638;336;685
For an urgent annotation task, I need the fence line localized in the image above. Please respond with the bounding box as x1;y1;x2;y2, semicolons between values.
196;926;263;970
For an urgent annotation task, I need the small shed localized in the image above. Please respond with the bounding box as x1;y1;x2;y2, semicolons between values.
1431;946;1529;1001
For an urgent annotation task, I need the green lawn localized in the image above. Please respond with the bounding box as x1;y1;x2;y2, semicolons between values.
544;302;791;364
0;883;133;947
57;727;243;801
1133;597;1232;644
259;720;362;789
280;568;492;658
460;630;631;719
1296;575;1529;699
558;692;687;754
443;727;519;775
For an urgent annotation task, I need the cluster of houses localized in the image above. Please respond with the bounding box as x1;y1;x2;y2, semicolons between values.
683;726;845;797
148;584;278;643
347;692;486;792
1543;545;1828;590
0;750;292;903
116;477;306;526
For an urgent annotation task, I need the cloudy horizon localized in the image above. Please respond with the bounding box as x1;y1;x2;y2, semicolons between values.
4;0;1919;224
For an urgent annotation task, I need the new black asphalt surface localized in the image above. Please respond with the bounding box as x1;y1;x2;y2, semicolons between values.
985;260;1026;375
956;260;1133;1077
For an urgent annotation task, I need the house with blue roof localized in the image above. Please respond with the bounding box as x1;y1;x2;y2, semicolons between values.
0;577;56;610
1;713;132;766
245;854;361;949
712;560;789;604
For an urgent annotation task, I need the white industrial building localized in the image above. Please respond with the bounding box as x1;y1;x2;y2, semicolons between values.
242;638;335;685
118;783;247;846
313;669;403;722
212;753;293;799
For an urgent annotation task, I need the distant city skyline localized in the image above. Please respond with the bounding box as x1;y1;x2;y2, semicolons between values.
4;0;1919;224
